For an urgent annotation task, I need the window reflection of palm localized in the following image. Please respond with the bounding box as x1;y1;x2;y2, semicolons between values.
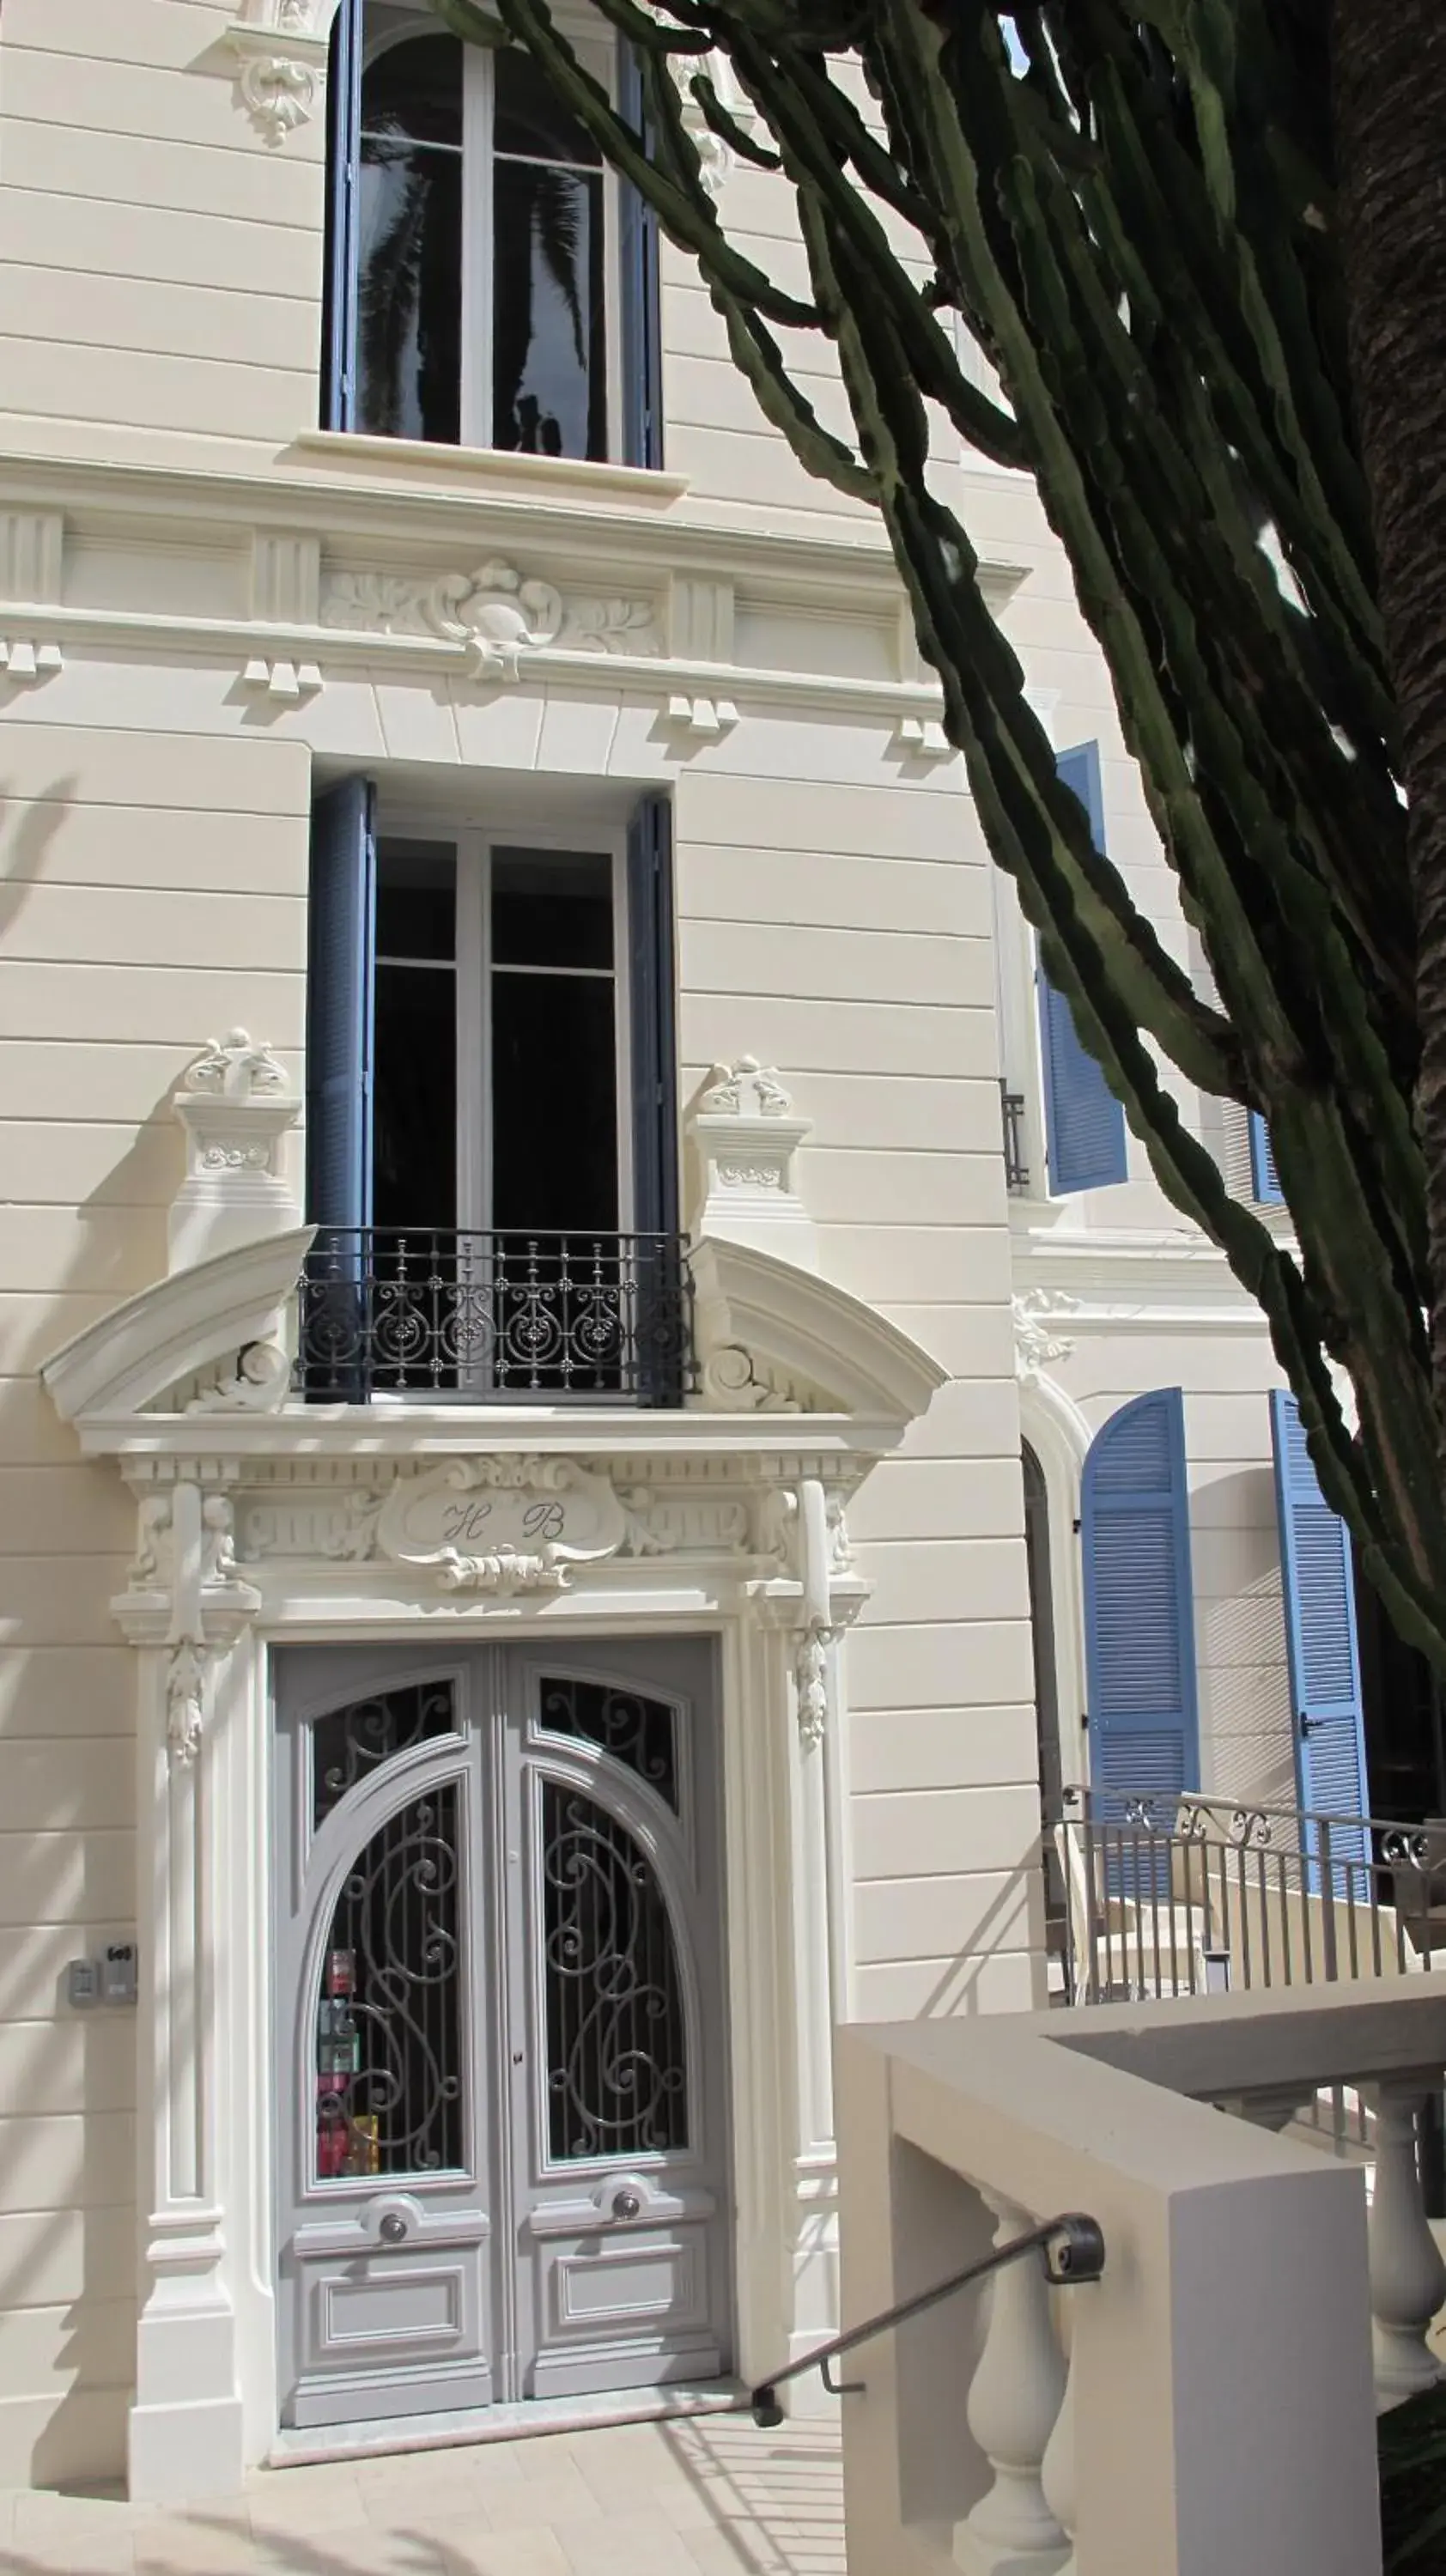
513;393;562;457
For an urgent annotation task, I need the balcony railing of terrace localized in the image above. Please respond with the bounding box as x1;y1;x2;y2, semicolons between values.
837;1976;1446;2575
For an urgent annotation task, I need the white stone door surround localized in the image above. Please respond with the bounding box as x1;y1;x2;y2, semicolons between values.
42;1217;945;2502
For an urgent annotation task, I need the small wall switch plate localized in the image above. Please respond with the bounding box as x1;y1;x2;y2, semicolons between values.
68;1959;100;2008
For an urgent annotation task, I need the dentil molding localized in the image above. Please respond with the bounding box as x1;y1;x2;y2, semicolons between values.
321;561;664;680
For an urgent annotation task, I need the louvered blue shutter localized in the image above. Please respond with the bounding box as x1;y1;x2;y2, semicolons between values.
321;0;362;429
1036;743;1128;1192
306;777;376;1229
1083;1389;1200;1812
1270;1390;1369;1884
627;794;681;1402
617;41;664;469
627;793;677;1236
1249;1113;1285;1206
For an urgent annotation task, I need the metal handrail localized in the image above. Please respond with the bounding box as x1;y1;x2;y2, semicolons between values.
746;2210;1105;2427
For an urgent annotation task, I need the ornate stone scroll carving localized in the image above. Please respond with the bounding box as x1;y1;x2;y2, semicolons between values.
185;1341;291;1415
226;1;328;143
689;1057;817;1272
321;562;663;677
170;1031;302;1275
1012;1288;1079;1383
322;1457;662;1597
116;1479;260;1767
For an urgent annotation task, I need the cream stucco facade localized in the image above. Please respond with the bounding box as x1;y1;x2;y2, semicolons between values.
0;0;1324;2505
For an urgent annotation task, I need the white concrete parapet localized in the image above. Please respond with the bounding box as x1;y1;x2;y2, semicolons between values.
835;1978;1446;2574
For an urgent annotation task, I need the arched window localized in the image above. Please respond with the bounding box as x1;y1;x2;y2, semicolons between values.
324;4;661;466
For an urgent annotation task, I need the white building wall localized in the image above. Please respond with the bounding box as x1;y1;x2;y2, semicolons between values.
0;0;1293;2495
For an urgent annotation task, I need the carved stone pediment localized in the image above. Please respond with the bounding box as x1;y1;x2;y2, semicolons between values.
690;1236;947;1427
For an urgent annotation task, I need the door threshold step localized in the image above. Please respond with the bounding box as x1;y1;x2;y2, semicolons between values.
266;2380;750;2470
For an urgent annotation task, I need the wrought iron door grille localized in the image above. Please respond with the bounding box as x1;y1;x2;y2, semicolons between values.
313;1781;464;2181
538;1676;679;1812
541;1780;689;2160
295;1229;697;1404
312;1681;458;1829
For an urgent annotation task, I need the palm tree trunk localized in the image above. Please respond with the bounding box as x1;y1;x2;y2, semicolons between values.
1333;0;1446;1493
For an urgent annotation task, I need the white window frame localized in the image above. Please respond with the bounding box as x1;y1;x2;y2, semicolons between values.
362;5;623;458
378;811;635;1236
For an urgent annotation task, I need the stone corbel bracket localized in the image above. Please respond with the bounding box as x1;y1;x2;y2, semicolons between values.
689;1057;817;1273
0;508;65;681
170;1031;303;1275
0;636;63;684
225;3;329;144
113;1473;261;1766
751;1479;869;1749
663;692;738;744
240;656;322;704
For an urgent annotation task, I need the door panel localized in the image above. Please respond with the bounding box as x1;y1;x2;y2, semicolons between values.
274;1637;730;2428
275;1661;495;2428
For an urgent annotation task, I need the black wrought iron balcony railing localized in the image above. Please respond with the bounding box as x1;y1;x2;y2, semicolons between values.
999;1079;1030;1192
295;1229;697;1405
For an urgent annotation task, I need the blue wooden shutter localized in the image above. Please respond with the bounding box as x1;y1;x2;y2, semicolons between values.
1249;1112;1285;1205
306;777;376;1228
1082;1389;1200;1807
1036;742;1128;1192
626;793;677;1237
321;0;362;429
1270;1391;1369;1878
617;41;664;470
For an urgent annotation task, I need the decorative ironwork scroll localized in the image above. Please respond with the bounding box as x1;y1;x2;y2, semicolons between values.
538;1675;678;1811
295;1228;696;1403
313;1784;464;2181
312;1681;458;1828
541;1782;688;2161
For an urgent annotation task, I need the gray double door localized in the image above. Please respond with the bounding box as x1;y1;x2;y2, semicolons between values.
273;1637;732;2429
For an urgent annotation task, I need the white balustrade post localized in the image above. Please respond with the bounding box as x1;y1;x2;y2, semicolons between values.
958;2195;1068;2573
1039;2310;1078;2576
1368;2075;1446;2409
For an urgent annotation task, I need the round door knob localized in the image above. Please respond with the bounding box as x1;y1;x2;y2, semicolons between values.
611;2188;642;2222
379;2212;409;2244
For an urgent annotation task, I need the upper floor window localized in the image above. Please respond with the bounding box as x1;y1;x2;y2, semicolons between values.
325;3;661;466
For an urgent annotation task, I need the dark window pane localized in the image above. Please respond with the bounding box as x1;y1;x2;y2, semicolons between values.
378;843;456;961
358;137;462;443
361;32;464;150
491;848;612;970
491;971;617;1233
494;48;600;165
492;163;606;460
374;963;456;1227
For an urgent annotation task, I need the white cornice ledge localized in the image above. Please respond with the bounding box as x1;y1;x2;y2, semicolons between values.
690;1235;949;1429
43;1228;314;1423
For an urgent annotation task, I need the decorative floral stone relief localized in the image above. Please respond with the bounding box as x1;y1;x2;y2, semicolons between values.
1012;1289;1080;1383
321;561;663;677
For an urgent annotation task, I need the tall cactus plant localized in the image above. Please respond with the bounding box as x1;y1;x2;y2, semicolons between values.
440;0;1446;1668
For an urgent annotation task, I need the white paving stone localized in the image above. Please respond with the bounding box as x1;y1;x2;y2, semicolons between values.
0;2416;845;2576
